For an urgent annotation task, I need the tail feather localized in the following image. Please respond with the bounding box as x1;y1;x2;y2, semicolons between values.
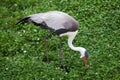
16;17;30;25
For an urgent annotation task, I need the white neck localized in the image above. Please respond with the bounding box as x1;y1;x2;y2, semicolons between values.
66;31;86;58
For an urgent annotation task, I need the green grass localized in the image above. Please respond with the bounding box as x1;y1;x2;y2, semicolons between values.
0;0;120;80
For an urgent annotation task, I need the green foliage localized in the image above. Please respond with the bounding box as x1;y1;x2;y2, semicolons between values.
0;0;120;80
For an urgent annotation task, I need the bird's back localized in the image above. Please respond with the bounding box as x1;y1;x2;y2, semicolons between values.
30;11;78;32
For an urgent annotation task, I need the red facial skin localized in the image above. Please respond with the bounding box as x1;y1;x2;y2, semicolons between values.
83;56;89;69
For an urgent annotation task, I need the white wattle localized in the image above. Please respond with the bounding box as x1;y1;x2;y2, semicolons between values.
60;30;86;58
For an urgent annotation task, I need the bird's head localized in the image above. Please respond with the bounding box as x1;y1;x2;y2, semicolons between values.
79;48;89;69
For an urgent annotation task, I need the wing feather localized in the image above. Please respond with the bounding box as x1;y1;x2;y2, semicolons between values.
29;11;78;31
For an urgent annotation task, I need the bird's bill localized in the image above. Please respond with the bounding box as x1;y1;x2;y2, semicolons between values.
82;56;89;69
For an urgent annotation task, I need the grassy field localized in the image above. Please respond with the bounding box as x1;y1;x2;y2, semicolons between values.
0;0;120;80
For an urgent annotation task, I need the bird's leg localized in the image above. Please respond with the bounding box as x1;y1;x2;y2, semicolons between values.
44;36;49;62
59;37;65;70
43;32;53;62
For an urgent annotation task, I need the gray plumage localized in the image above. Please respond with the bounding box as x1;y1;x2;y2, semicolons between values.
17;11;78;35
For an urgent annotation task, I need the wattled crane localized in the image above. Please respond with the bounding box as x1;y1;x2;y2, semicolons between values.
17;11;89;68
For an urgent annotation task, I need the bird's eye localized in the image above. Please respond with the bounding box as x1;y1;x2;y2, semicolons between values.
85;51;88;58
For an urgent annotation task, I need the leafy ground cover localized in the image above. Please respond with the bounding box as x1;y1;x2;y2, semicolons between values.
0;0;120;80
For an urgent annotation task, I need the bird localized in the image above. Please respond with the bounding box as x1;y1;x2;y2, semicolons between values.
16;11;89;68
